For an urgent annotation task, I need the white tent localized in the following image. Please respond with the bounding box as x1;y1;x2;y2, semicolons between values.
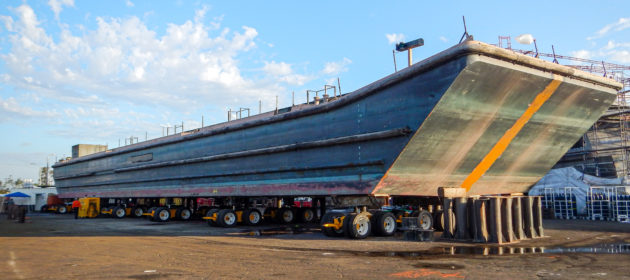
529;167;627;214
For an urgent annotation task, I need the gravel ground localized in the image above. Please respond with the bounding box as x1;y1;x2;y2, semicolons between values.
0;213;628;279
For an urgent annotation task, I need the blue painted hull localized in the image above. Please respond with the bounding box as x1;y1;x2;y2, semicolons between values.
53;41;621;198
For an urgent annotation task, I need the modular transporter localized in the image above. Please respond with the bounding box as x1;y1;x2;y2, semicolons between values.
52;40;622;240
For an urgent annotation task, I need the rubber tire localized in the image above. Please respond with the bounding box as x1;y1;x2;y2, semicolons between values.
114;206;126;219
206;209;220;226
344;212;372;239
416;210;433;230
371;211;397;236
277;208;295;224
154;207;170;222
299;208;316;223
217;209;237;227
57;205;68;214
198;206;210;217
243;209;263;226
132;207;144;218
176;208;192;220
320;212;345;237
433;210;444;231
40;205;48;212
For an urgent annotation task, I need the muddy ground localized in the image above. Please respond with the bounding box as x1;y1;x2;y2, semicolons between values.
0;213;628;279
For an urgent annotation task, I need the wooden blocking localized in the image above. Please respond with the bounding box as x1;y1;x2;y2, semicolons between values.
438;187;466;198
487;197;504;244
523;196;537;238
454;197;469;240
442;197;455;239
533;196;544;238
500;197;515;243
472;198;489;243
512;196;526;240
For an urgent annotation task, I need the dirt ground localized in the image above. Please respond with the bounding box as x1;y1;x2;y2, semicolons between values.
0;213;628;280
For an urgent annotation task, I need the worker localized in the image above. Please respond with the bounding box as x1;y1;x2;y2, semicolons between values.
72;199;81;219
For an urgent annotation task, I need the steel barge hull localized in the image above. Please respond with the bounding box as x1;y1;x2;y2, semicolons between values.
53;41;622;198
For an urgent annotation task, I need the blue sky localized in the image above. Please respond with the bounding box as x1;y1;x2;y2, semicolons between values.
0;0;629;182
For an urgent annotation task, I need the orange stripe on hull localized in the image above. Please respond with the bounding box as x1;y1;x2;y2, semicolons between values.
461;75;563;192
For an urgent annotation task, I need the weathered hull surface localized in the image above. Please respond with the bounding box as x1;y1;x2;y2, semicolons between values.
53;41;621;198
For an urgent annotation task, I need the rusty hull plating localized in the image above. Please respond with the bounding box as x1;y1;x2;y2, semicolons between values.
53;41;622;198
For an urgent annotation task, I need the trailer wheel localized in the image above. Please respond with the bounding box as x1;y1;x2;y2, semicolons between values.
299;208;316;223
198;206;210;217
320;212;345;237
132;207;144;218
177;208;192;221
277;208;295;224
206;209;220;226
243;209;262;226
217;209;237;227
40;205;48;212
371;211;396;236
416;210;433;230
154;207;170;222
433;210;444;231
114;206;126;219
57;205;68;214
344;212;371;239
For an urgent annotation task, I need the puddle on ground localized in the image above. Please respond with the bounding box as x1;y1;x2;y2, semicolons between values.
352;243;630;257
236;226;319;236
413;263;465;270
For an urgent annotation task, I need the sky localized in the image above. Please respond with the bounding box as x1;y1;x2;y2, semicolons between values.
0;0;629;182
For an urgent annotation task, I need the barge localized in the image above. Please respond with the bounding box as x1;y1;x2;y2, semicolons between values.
53;40;622;239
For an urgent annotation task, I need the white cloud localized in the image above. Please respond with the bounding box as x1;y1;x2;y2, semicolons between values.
48;0;74;20
0;4;325;142
603;40;630;50
386;33;405;45
126;0;134;7
263;61;292;76
0;4;277;110
439;36;448;43
0;97;59;121
571;50;592;60
0;15;13;32
263;61;310;86
322;57;352;75
588;17;630;40
608;50;630;63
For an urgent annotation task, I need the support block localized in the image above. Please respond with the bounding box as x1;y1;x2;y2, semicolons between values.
512;197;526;240
438;187;466;198
442;198;455;239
